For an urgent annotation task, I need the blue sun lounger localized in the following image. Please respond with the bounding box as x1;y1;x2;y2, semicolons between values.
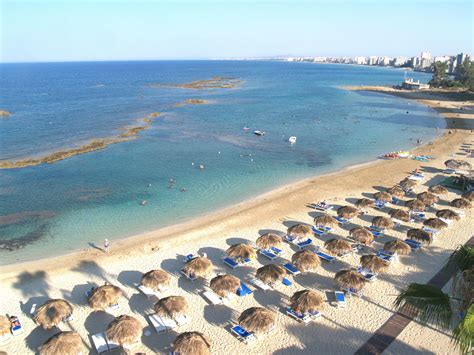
312;226;332;236
223;257;251;269
231;325;255;343
374;200;386;209
345;287;363;298
237;282;253;297
270;246;284;255
281;277;292;286
286;308;311;324
315;250;335;262
259;249;277;260
283;263;301;276
357;267;377;282
334;291;346;308
392;197;401;205
377;251;396;263
405;239;422;251
296;238;313;249
335;216;350;224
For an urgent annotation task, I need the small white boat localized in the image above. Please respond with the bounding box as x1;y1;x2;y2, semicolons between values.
243;126;250;131
253;130;265;136
140;200;147;206
289;136;297;144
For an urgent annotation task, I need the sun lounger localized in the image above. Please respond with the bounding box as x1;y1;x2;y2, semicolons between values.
11;320;23;336
135;283;159;299
248;277;271;291
314;202;333;212
282;277;292;286
405;239;422;251
259;249;277;260
423;227;439;236
308;310;322;319
185;253;194;261
180;269;197;281
335;216;351;224
175;314;189;326
408;173;424;181
223;257;251;269
314;250;335;262
374;200;386;210
377;251;396;263
392;197;401;205
286;308;311;324
105;336;120;351
203;291;226;305
283;263;301;276
30;303;37;316
148;314;177;333
0;332;11;343
344;287;363;298
237;282;253;297
334;291;346;308
357;267;377;282
91;332;110;354
270;246;284;255
231;325;255;343
285;235;313;249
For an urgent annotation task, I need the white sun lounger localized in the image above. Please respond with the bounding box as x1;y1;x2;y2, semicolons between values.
135;283;159;299
91;332;109;354
148;314;177;333
175;314;190;326
357;267;377;282
30;303;37;316
286;308;312;324
203;291;226;305
248;277;271;291
0;332;11;344
180;269;197;281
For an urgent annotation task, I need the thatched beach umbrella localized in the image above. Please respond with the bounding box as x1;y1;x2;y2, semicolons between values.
290;290;324;314
444;159;472;170
238;307;275;334
226;243;256;261
106;315;141;347
355;198;374;209
141;269;170;291
400;178;417;189
360;255;389;274
387;186;405;198
210;275;240;297
371;216;394;230
287;224;312;241
462;190;474;202
349;227;374;245
383;240;411;255
182;256;213;278
0;316;10;336
389;209;411;222
407;228;433;245
450;198;472;209
38;331;83;355
256;233;283;249
154;296;188;319
88;284;123;311
436;209;460;221
313;214;338;228
337;205;359;219
428;185;449;195
325;238;352;256
334;269;366;291
405;199;426;212
423;218;448;230
291;250;320;272
256;264;286;284
172;332;211;355
374;191;392;202
34;299;73;330
417;192;438;205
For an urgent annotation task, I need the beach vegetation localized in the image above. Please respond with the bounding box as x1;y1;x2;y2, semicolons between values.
430;59;474;91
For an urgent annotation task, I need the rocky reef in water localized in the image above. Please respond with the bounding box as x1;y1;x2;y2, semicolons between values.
0;110;11;117
174;99;211;107
150;76;243;90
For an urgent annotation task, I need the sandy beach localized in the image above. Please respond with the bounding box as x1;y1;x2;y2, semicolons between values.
1;87;473;354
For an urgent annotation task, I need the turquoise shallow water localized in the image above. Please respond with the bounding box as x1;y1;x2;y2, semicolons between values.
0;61;444;264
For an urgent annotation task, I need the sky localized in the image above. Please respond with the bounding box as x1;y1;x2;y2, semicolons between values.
1;0;473;63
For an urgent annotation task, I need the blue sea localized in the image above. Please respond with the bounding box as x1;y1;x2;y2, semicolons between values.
0;61;444;264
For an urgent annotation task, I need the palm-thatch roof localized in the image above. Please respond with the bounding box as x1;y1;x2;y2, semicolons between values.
371;216;394;230
387;186;405;198
400;178;417;189
435;209;460;221
374;191;392;202
313;214;338;228
444;159;472;170
325;238;352;256
141;270;171;291
238;307;275;334
360;255;389;274
88;284;123;311
423;218;448;230
405;199;426;212
210;274;240;297
450;198;472;209
337;205;359;219
291;250;320;272
226;243;256;261
256;264;286;284
172;332;211;355
383;240;411;255
290;290;324;314
462;190;474;202
256;233;283;249
287;224;312;241
38;331;83;355
334;269;366;291
182;257;213;278
34;299;73;330
355;198;374;209
428;185;449;195
0;316;10;336
417;192;438;205
389;209;411;222
407;228;433;245
106;315;141;346
154;296;188;318
349;227;374;245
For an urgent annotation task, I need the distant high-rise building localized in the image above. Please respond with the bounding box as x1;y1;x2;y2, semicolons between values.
368;56;377;65
393;56;408;66
420;51;432;60
456;52;468;72
354;56;367;65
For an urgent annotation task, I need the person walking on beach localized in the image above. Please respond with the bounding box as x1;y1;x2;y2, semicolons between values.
104;239;110;253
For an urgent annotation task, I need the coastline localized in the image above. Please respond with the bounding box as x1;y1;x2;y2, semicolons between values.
1;86;472;278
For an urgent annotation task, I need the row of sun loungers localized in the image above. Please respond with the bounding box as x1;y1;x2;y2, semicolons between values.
91;332;120;354
284;235;313;249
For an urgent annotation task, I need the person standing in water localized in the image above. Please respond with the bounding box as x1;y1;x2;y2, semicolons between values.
104;239;110;253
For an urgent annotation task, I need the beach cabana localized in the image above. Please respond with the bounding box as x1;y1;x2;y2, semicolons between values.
423;218;448;230
291;250;320;272
389;209;411;222
436;209;460;221
405;199;426;212
287;224;312;241
226;243;256;261
238;307;275;334
462;190;474;202
141;269;171;292
182;256;213;279
450;198;472;209
106;315;141;347
256;264;286;285
313;214;338;228
38;331;83;355
360;255;389;274
88;284;123;311
355;198;374;209
428;185;449;195
444;159;472;170
325;239;352;256
172;332;211;355
210;275;240;297
290;290;324;314
383;240;411;255
334;269;366;292
371;216;394;230
34;299;73;330
0;316;10;337
374;191;392;203
407;228;433;245
417;192;438;205
337;206;359;219
387;186;405;198
256;233;283;249
349;227;374;245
